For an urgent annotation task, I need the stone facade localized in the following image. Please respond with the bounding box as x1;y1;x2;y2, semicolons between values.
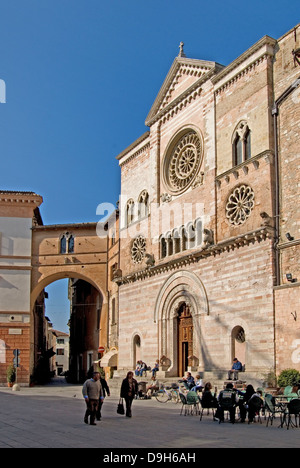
115;24;300;382
1;24;299;386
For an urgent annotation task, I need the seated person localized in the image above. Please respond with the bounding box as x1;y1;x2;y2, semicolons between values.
146;376;159;397
182;372;195;390
247;390;264;423
238;384;255;423
152;360;159;377
201;382;218;408
134;361;142;377
140;361;148;377
214;383;239;424
191;374;204;393
285;384;300;401
227;358;243;380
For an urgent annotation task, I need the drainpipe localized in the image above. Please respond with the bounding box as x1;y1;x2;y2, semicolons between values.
271;76;300;286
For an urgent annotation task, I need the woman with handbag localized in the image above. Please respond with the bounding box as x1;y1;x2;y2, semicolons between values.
120;371;138;417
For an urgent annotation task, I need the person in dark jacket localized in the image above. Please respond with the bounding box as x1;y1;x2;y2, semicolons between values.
239;384;255;423
201;382;218;408
96;375;110;421
120;371;138;417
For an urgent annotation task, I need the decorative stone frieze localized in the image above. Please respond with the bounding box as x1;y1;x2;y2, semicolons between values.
114;226;274;285
215;150;274;188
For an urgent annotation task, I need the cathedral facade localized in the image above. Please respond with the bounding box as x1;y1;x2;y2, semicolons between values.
113;24;300;382
0;24;299;386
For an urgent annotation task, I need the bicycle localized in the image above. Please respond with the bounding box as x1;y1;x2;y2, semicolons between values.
154;383;181;403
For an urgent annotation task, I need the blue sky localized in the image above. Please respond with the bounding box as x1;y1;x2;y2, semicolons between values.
0;1;298;332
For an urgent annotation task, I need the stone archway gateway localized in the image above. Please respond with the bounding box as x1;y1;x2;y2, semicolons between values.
30;222;109;382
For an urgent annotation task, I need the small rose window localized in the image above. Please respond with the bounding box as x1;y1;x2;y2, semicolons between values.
226;185;255;226
131;235;146;264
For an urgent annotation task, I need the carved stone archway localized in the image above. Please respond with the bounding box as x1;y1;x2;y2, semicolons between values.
154;270;209;376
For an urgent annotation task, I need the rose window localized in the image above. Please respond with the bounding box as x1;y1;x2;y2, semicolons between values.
131;235;146;264
226;185;255;226
164;131;203;194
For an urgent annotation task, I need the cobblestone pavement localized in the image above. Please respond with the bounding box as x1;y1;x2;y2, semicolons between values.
0;380;299;450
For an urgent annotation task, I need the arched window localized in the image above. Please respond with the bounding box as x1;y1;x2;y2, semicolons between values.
244;127;251;161
60;232;75;254
111;298;116;324
125;199;135;227
173;228;181;254
60;235;67;254
232;121;251;166
137;190;149;219
160;236;167;259
195;218;203;246
68;235;74;254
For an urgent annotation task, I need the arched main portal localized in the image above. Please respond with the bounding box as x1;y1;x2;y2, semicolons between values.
154;270;209;377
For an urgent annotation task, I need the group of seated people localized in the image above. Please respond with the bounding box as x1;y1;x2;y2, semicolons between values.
184;372;300;424
134;360;159;378
181;371;265;424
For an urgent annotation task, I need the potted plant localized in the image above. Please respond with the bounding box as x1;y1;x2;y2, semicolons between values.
6;364;16;387
277;369;300;388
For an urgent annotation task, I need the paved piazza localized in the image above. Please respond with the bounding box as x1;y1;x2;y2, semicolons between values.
0;382;298;451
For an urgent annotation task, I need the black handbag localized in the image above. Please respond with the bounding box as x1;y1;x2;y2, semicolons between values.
117;398;125;415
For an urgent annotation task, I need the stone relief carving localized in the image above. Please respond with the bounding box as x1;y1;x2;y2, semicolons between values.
160;193;172;203
192;171;204;189
201;228;214;249
145;253;155;268
260;211;274;228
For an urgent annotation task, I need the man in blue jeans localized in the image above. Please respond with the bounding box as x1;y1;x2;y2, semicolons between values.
227;358;242;380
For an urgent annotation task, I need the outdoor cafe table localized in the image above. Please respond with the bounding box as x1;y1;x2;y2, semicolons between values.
273;396;291;428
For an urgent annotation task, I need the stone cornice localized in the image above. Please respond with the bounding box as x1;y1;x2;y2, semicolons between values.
212;35;277;93
32;222;98;231
114;226;275;285
118;140;151;168
0;192;43;206
145;63;224;127
215;150;275;187
116;131;150;163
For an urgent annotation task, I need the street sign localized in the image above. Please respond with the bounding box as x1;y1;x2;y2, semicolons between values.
13;349;21;368
13;357;20;368
98;346;105;353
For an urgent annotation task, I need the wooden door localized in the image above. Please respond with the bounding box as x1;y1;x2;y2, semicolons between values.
178;304;193;377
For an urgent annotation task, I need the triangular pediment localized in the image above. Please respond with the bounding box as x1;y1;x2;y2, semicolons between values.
145;57;221;126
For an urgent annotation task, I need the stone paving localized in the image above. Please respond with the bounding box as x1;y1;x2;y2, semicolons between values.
0;380;299;450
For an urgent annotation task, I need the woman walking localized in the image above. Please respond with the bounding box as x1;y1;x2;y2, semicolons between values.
120;371;138;418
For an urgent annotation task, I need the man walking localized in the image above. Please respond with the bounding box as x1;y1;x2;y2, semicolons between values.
96;375;110;421
82;371;104;425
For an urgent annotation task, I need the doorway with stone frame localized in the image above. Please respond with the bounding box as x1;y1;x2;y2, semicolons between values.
177;303;194;377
